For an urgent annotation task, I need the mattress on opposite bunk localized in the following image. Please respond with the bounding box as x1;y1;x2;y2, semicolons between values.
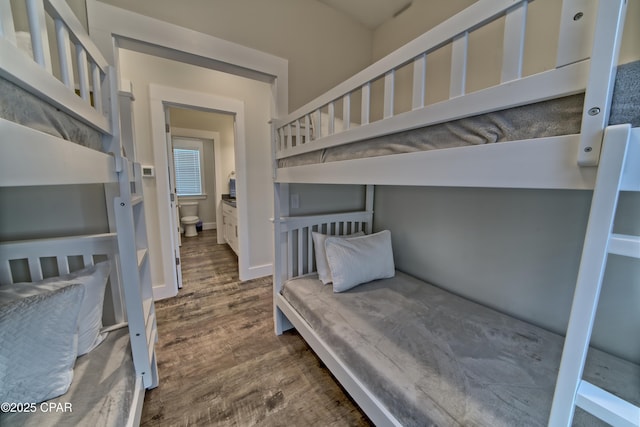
281;271;640;426
0;78;103;151
279;60;640;168
0;328;136;427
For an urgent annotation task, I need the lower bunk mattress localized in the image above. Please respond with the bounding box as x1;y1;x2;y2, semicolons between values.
281;271;640;426
0;327;136;427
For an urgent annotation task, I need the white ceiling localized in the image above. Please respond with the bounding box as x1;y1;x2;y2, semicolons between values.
317;0;413;30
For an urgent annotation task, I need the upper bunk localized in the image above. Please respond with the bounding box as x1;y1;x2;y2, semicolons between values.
272;0;639;190
0;0;120;187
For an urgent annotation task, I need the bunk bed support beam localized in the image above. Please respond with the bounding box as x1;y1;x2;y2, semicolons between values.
576;0;626;166
549;124;638;426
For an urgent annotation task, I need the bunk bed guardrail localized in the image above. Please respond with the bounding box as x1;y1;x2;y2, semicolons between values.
0;0;112;135
272;0;626;170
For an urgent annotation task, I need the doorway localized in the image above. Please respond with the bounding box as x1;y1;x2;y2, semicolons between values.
88;1;287;299
165;107;232;288
149;83;248;299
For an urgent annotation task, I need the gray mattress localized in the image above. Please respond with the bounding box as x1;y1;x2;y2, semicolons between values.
281;272;640;426
0;78;103;151
0;328;136;427
279;60;640;168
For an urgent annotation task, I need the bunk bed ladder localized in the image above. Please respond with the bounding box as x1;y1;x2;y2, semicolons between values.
549;124;640;427
114;158;159;390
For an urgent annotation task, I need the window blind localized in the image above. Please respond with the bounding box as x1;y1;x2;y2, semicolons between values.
173;148;202;196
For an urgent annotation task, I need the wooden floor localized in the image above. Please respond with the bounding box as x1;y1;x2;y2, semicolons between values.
141;230;371;426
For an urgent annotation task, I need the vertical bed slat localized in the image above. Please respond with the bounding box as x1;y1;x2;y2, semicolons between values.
450;32;468;98
383;70;395;119
0;1;17;45
28;257;44;282
76;44;90;102
361;82;371;125
304;115;311;144
91;63;103;114
0;260;13;284
307;226;313;273
315;108;322;139
287;231;293;279
295;119;301;146
57;256;71;275
501;2;527;83
412;53;426;110
55;18;75;89
327;102;335;135
286;123;293;147
26;0;52;72
83;254;94;267
342;93;351;130
278;128;285;150
297;228;303;276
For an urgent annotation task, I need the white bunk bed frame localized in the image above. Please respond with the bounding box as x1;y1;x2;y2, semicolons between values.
272;0;639;426
0;0;158;424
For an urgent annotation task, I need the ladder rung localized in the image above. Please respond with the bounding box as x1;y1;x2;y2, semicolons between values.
576;381;640;427
609;234;640;259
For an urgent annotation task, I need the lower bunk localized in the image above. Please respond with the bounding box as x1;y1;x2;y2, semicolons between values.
0;234;147;427
273;214;640;426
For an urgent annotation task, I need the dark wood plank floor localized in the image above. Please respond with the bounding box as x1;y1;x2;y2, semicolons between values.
141;230;372;426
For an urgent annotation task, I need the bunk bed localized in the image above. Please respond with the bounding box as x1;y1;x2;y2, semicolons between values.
0;1;158;425
272;0;639;426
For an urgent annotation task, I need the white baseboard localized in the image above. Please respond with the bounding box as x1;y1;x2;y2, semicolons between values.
241;263;272;281
203;222;216;230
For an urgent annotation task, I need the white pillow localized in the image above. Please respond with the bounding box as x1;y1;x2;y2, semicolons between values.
0;283;84;403
3;262;111;356
325;230;395;293
312;231;364;284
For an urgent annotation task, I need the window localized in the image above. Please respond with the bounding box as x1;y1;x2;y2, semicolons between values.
173;137;205;197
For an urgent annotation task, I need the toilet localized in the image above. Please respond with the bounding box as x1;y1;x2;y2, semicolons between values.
179;202;200;237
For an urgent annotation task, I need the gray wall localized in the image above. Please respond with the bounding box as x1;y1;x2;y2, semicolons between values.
373;186;640;363
0;185;109;241
289;184;366;216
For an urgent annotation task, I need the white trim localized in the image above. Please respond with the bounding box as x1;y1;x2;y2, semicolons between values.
0;118;117;187
172;136;206;197
149;84;252;292
86;0;288;117
203;222;217;230
87;1;285;286
276;135;598;190
246;263;273;281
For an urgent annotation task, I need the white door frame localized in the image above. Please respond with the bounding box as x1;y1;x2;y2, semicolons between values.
87;1;288;298
163;107;183;289
150;84;246;298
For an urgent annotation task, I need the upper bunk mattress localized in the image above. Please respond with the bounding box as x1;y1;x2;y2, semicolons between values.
281;271;640;426
0;327;136;427
279;60;640;168
0;78;103;151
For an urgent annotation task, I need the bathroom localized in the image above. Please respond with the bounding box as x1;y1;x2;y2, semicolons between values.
171;107;237;248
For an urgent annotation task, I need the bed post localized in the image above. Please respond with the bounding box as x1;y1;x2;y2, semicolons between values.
556;0;627;166
365;185;374;233
273;116;294;334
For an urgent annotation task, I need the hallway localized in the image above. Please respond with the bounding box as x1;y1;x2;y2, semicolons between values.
140;230;371;426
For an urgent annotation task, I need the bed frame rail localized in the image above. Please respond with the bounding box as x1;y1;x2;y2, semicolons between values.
272;210;373;335
274;210;374;286
273;0;626;169
0;0;113;136
0;233;126;327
